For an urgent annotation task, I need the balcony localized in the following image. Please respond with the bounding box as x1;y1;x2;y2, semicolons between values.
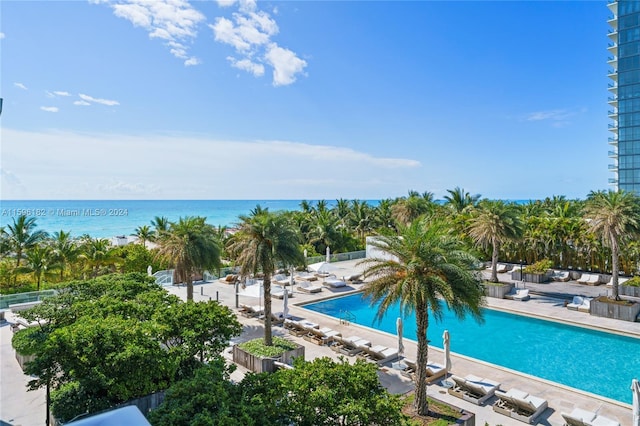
608;137;618;145
608;96;618;106
608;164;618;170
607;0;617;15
609;178;619;184
608;82;618;94
608;42;618;56
609;150;618;158
608;56;618;67
608;29;618;42
608;109;618;117
608;16;618;31
608;69;618;81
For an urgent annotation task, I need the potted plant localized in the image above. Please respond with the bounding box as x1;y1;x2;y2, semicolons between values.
232;336;304;373
522;259;553;283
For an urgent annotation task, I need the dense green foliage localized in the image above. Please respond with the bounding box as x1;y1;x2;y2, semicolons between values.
238;336;298;358
149;357;410;426
523;259;553;274
361;217;484;416
11;273;241;423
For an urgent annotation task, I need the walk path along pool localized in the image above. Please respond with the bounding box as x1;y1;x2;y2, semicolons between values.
303;293;640;404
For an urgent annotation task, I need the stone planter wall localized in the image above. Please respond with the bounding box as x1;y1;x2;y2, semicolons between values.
15;351;36;371
233;344;305;373
429;395;475;426
620;285;640;298
590;298;640;322
484;282;514;299
524;272;552;283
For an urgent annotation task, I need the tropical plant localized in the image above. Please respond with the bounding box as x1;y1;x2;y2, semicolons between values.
584;190;640;300
132;225;153;247
49;230;78;281
78;236;118;278
360;217;484;416
6;215;48;266
391;191;434;226
15;245;55;291
227;207;302;346
467;200;522;282
443;186;481;213
156;216;221;301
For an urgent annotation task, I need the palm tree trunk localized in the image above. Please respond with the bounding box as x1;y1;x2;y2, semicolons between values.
490;240;499;283
611;238;620;301
414;306;429;416
186;270;194;302
263;276;273;346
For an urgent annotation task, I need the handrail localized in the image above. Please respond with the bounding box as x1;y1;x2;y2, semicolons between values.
340;309;356;325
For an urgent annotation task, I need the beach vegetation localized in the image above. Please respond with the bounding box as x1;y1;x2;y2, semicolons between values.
5;215;48;267
467;200;522;283
12;273;241;423
523;259;553;274
584;189;640;300
359;216;484;417
156;216;221;301
227;207;303;346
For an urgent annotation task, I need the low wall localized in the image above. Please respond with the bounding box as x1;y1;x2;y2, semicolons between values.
430;395;475;426
590;298;640;322
232;344;305;373
484;282;514;299
620;285;640;298
15;351;36;371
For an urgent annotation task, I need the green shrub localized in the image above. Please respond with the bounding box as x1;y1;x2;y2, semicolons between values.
625;276;640;287
523;259;553;274
238;337;297;358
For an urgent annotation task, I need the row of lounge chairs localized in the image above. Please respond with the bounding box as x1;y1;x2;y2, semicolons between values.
356;344;399;365
561;407;620;426
567;296;593;313
400;359;447;384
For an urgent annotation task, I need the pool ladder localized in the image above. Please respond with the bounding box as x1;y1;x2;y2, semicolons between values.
339;310;355;325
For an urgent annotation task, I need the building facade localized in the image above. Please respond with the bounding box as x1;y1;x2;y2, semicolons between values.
609;0;640;193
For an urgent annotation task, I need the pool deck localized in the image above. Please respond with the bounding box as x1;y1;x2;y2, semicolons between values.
1;262;638;426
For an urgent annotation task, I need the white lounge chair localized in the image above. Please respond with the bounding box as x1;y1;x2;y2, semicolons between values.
448;374;501;405
271;285;293;299
358;345;399;365
295;272;318;282
567;296;585;311
605;276;629;287
496;263;508;273
323;275;347;288
577;273;600;285
513;289;530;301
331;335;371;356
493;388;548;424
297;281;323;293
303;326;341;346
272;274;291;285
342;274;363;284
552;270;571;282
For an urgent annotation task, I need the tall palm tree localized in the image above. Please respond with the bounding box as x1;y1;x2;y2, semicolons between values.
78;236;118;278
227;208;302;346
156;216;221;301
467;200;522;282
584;190;640;300
391;191;434;226
6;215;48;266
16;244;54;291
443;186;481;213
307;209;342;255
133;225;153;247
360;218;484;416
150;216;169;240
50;230;78;281
349;199;374;245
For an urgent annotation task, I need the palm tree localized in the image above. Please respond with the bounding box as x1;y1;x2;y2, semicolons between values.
6;215;48;266
584;190;640;300
156;216;221;301
307;209;342;255
391;191;434;226
50;230;78;281
467;200;522;282
16;245;54;291
349;199;374;245
443;186;481;213
150;216;169;240
78;236;118;278
227;208;302;346
360;218;484;416
133;225;153;247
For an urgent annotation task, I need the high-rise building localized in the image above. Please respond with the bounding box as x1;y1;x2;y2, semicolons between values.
608;1;640;193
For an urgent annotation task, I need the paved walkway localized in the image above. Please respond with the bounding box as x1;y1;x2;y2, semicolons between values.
1;261;638;425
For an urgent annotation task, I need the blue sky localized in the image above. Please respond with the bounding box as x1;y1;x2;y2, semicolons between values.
1;0;612;200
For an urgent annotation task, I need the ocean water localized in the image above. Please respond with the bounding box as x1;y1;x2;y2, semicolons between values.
304;293;640;404
0;200;310;238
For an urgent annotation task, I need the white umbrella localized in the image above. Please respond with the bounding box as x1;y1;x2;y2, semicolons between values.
282;283;289;319
147;265;152;276
443;330;452;377
396;317;404;356
632;378;640;426
308;262;335;273
326;246;331;262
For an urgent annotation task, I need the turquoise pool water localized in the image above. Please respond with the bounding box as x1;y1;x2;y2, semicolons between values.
303;293;640;404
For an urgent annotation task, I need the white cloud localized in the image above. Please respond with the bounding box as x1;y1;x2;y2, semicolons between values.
184;57;201;67
96;0;205;64
211;2;307;86
40;106;59;113
523;109;580;127
265;43;307;86
227;56;264;76
0;32;5;39
14;82;28;90
1;128;421;200
78;93;120;106
74;100;91;106
216;0;236;7
53;91;71;97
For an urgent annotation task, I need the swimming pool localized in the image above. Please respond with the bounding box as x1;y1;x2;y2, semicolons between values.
303;293;640;404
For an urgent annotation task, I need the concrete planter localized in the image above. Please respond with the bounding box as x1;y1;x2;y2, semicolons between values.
523;272;551;283
620;285;640;298
232;343;305;373
484;282;514;299
590;298;640;322
15;351;36;372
